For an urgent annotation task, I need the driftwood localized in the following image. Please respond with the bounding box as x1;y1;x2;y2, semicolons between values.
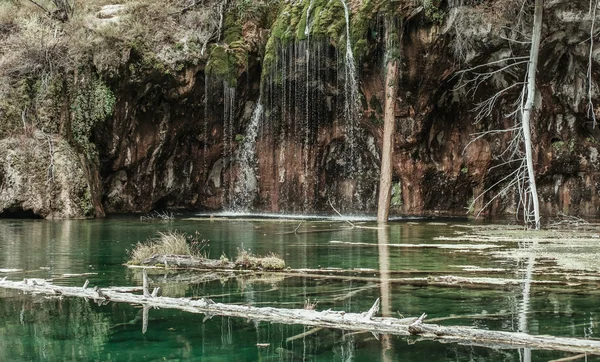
1;278;600;355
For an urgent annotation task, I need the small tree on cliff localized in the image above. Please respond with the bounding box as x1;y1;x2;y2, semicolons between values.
377;16;400;223
458;0;543;229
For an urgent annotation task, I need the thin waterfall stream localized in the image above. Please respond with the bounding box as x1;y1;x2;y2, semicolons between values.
223;82;236;207
340;0;365;209
232;101;263;211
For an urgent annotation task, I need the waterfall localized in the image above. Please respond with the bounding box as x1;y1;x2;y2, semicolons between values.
223;81;236;205
305;0;315;36
231;101;263;211
340;0;365;210
340;0;361;159
202;75;211;178
245;0;374;213
303;0;316;212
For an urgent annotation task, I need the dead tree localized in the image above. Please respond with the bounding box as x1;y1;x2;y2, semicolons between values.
520;0;543;229
377;17;400;223
457;0;543;229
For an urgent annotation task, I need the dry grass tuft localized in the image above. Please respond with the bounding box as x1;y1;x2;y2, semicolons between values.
235;249;285;270
128;230;207;264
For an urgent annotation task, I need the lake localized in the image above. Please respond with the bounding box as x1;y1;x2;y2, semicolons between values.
0;215;599;361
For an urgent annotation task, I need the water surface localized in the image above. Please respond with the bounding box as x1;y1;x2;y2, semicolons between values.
0;216;598;361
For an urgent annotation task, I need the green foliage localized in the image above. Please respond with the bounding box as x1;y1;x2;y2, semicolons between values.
206;11;251;84
311;0;345;42
391;181;402;207
552;141;565;151
350;0;380;58
235;134;245;143
461;167;469;174
422;0;445;24
568;139;575;153
81;188;95;218
263;0;347;73
71;76;115;157
206;45;238;85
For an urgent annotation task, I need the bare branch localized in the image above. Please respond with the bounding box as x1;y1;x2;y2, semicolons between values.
471;82;525;123
455;56;529;76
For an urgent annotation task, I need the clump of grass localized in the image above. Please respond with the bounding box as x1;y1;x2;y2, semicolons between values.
235;248;285;271
128;230;207;265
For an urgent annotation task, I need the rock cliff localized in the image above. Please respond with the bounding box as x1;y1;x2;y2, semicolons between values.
0;0;599;219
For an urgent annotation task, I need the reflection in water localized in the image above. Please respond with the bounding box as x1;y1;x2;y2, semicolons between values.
517;239;537;362
377;225;393;361
1;218;599;360
0;291;110;361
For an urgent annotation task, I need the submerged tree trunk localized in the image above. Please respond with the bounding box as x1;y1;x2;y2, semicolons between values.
377;18;399;223
522;0;543;229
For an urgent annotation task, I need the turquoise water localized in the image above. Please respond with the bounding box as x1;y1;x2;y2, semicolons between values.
0;216;599;361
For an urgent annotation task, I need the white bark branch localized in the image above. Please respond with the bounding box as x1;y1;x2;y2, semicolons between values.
2;279;600;354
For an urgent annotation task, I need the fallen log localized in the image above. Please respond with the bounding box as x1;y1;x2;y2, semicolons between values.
1;278;600;355
140;255;235;269
137;253;285;271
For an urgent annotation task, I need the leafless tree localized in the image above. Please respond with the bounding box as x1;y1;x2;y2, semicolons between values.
459;0;543;229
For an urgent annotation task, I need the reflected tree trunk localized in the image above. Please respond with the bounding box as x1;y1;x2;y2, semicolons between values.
518;240;537;362
378;226;394;360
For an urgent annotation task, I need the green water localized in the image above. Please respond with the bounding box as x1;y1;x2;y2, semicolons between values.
0;216;598;361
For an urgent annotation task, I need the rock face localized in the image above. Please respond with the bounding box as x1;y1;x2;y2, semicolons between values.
2;0;600;219
0;132;98;219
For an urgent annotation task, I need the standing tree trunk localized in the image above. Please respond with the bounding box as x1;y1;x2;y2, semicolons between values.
522;0;543;229
377;18;399;223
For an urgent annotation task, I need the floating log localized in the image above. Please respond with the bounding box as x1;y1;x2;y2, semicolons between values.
1;278;600;354
140;255;236;269
136;254;285;271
